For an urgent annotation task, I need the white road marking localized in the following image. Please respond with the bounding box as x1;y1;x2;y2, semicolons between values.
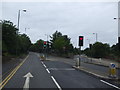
23;72;33;90
46;69;50;73
48;68;75;71
51;76;62;90
41;61;44;64
43;64;47;68
41;61;47;68
100;80;120;89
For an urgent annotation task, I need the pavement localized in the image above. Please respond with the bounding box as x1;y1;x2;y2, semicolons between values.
1;52;120;89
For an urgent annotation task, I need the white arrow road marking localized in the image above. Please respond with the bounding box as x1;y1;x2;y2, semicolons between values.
23;72;33;90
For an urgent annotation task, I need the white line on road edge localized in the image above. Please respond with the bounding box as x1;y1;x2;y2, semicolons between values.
46;69;50;73
51;76;62;90
100;80;120;89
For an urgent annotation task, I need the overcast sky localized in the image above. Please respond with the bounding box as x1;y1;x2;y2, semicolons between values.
2;1;119;49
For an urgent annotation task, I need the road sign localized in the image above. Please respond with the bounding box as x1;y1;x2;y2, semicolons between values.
111;63;116;68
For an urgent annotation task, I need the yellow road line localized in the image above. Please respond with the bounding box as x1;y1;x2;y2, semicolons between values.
0;65;19;86
0;55;29;89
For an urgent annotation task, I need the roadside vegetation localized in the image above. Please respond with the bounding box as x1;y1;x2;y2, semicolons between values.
83;42;120;62
2;20;31;63
2;20;120;62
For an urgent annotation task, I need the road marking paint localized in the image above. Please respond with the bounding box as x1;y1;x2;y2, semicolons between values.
41;61;47;68
41;61;44;64
48;68;75;71
0;65;18;86
43;64;47;68
51;76;62;90
46;69;50;73
0;55;29;89
23;72;33;89
100;80;120;89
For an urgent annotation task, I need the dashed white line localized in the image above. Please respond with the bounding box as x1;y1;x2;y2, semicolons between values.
46;69;50;73
51;76;62;90
100;80;120;89
43;64;47;68
41;61;44;64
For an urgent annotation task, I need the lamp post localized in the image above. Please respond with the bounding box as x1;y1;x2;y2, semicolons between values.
86;39;90;44
16;9;26;55
17;9;27;30
25;28;30;34
93;33;98;42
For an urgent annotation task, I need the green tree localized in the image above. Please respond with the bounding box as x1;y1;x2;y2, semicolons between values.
2;20;31;56
50;31;74;56
91;42;110;58
2;20;18;54
29;39;44;53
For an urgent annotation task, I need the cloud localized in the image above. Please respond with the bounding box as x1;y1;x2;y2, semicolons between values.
2;2;118;49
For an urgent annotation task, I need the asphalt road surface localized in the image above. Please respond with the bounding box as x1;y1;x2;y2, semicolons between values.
1;52;119;89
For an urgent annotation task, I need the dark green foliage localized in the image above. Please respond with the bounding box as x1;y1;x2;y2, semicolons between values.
2;20;31;56
83;42;110;58
50;31;74;56
29;39;44;53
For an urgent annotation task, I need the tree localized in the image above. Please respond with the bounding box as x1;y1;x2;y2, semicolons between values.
2;20;31;56
2;20;18;54
29;39;44;53
111;43;120;57
50;31;74;56
91;42;110;58
83;42;110;58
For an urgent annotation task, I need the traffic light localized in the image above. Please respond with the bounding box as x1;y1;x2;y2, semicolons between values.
79;36;84;46
44;41;47;47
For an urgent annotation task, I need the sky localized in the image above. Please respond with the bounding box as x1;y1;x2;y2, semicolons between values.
1;0;119;49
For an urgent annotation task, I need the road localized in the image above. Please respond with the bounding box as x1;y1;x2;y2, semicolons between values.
48;55;120;78
1;52;119;89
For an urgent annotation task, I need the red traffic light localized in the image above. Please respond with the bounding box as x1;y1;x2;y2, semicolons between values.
79;36;84;46
44;41;46;44
80;38;83;40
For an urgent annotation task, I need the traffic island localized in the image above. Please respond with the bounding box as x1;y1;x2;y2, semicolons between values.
72;66;119;81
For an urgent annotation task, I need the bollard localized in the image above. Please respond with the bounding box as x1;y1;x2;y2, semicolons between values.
109;63;117;78
41;54;46;60
76;58;80;67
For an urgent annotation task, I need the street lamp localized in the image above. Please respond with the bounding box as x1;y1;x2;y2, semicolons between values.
93;33;98;42
86;39;90;45
114;17;120;44
16;9;26;55
17;9;27;31
86;39;91;48
25;28;30;34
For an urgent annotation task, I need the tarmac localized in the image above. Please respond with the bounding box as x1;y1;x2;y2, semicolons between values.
40;54;120;81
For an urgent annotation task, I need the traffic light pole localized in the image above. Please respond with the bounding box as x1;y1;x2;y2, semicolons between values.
79;46;81;66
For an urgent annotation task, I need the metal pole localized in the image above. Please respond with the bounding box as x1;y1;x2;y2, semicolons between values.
16;10;20;55
17;10;20;30
79;46;81;66
96;33;98;42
